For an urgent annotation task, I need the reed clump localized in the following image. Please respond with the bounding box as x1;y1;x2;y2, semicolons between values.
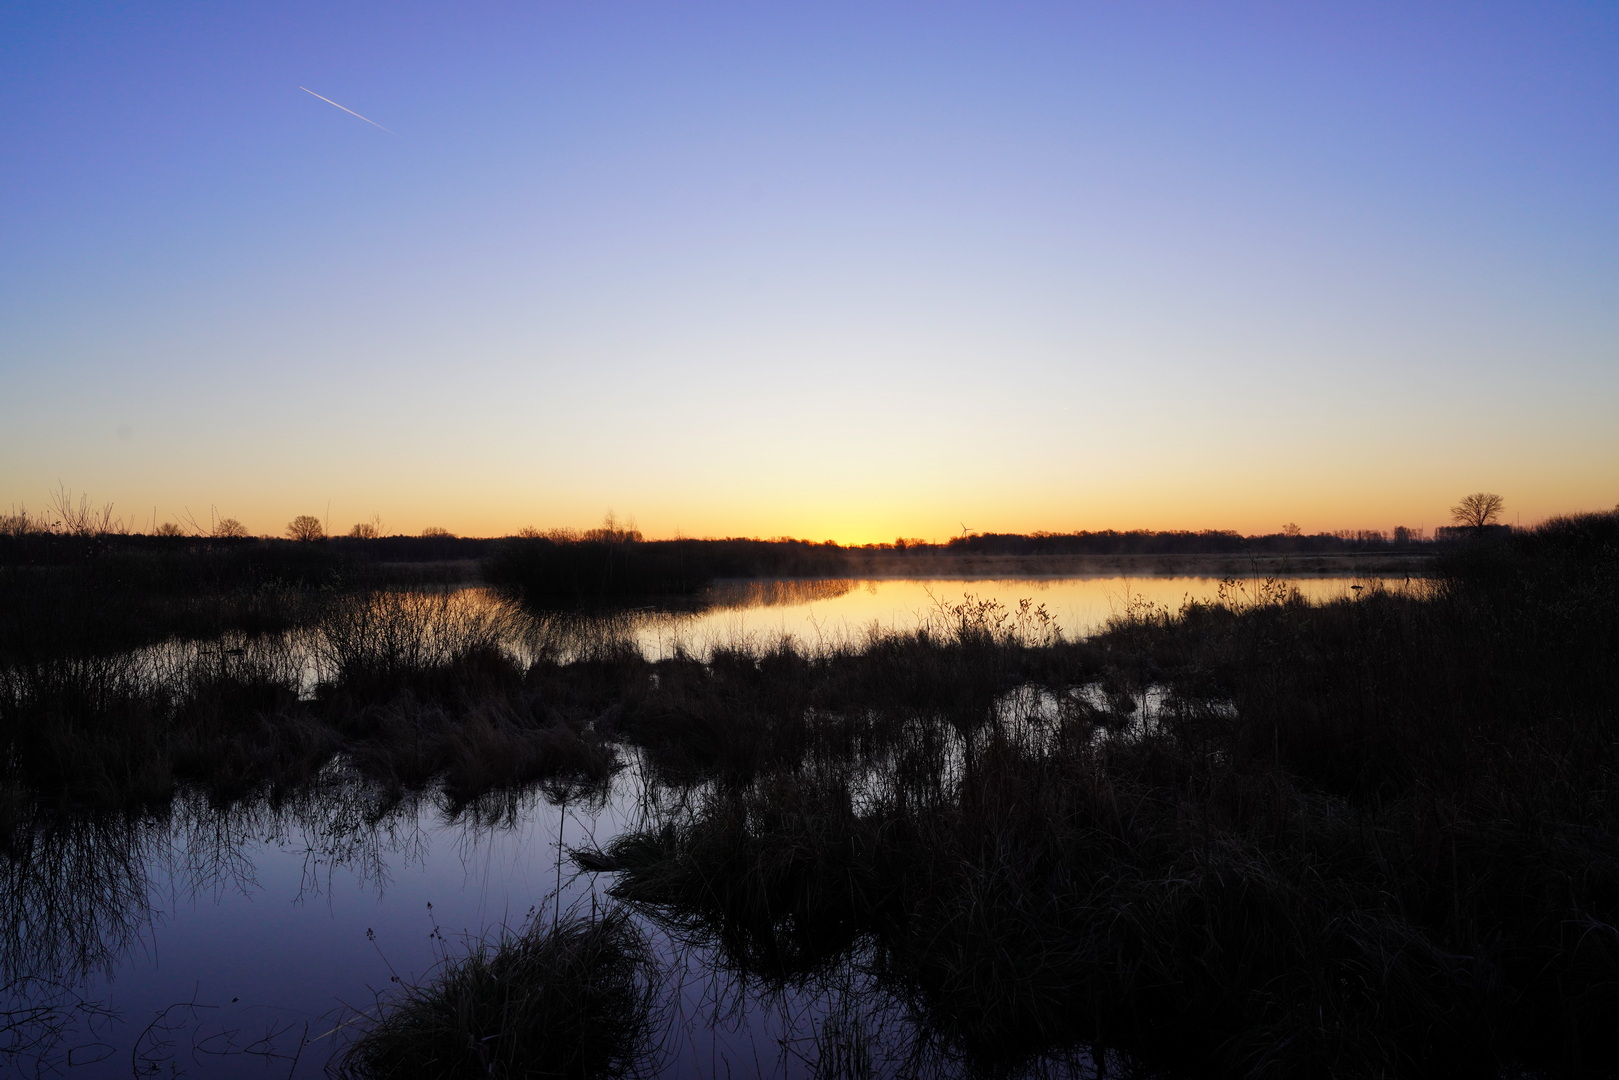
577;597;1090;785
0;590;622;833
0;640;329;820
313;592;619;798
586;771;894;983
337;907;660;1080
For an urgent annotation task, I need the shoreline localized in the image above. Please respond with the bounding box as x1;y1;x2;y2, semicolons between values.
454;551;1435;588
785;550;1433;581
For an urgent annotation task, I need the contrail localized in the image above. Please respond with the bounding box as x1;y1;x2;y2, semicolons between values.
299;86;396;134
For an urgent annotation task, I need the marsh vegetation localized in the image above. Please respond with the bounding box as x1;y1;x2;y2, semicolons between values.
0;513;1614;1077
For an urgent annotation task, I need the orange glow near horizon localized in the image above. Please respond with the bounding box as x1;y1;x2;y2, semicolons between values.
4;6;1616;552
12;344;1611;545
10;471;1612;546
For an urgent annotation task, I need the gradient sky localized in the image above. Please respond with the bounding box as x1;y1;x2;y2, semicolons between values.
3;2;1616;541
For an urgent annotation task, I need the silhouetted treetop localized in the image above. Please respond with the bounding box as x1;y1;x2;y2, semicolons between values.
1451;492;1505;530
286;515;325;542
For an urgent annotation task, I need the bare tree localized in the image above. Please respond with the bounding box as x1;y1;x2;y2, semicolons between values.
1450;492;1505;531
348;521;379;539
286;515;326;542
585;511;640;544
1282;522;1302;537
212;517;248;539
49;485;119;537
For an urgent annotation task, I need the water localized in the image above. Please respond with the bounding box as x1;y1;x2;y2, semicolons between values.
5;768;932;1079
641;574;1374;657
2;574;1389;1077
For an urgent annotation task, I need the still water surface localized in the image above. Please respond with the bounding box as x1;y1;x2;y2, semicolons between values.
7;575;1383;1077
640;574;1369;656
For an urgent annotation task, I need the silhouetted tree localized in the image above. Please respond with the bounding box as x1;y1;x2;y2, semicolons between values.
583;512;640;544
348;522;379;539
286;515;325;542
1450;492;1505;531
211;517;248;538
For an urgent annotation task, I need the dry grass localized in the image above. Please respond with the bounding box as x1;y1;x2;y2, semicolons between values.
4;514;1615;1077
337;907;661;1080
571;514;1619;1078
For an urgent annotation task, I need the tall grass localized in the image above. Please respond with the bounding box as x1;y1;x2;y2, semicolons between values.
572;513;1619;1078
4;512;1615;1077
0;589;619;832
337;907;661;1080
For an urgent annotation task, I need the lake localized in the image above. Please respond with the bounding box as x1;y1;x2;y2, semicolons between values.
2;573;1396;1078
647;573;1381;655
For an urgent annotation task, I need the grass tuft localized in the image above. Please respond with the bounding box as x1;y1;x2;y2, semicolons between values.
337;907;660;1080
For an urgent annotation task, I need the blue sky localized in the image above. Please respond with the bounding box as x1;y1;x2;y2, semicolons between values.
3;2;1615;539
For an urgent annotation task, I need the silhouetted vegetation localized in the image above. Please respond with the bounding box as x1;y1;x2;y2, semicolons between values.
481;525;1430;604
569;512;1619;1077
0;537;338;663
338;908;660;1080
0;515;1432;660
483;533;848;602
285;514;327;541
0;532;503;662
929;525;1430;556
0;591;616;835
3;511;1614;1076
1450;490;1506;531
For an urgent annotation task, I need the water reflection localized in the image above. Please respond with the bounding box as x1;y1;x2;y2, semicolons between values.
0;778;480;1072
1;574;1399;1077
39;576;1373;695
0;813;158;986
1;755;1126;1077
703;578;860;610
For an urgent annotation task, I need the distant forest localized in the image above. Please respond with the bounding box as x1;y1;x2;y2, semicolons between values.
0;522;1454;640
0;523;1445;572
859;526;1443;555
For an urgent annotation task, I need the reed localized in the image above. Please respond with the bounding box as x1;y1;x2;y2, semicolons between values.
572;513;1619;1077
337;907;660;1080
3;512;1615;1076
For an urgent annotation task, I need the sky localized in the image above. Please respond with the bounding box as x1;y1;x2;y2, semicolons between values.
3;2;1616;542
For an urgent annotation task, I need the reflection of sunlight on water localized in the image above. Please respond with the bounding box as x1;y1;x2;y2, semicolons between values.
703;578;861;610
2;574;1415;1077
102;577;1398;689
643;575;1381;658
